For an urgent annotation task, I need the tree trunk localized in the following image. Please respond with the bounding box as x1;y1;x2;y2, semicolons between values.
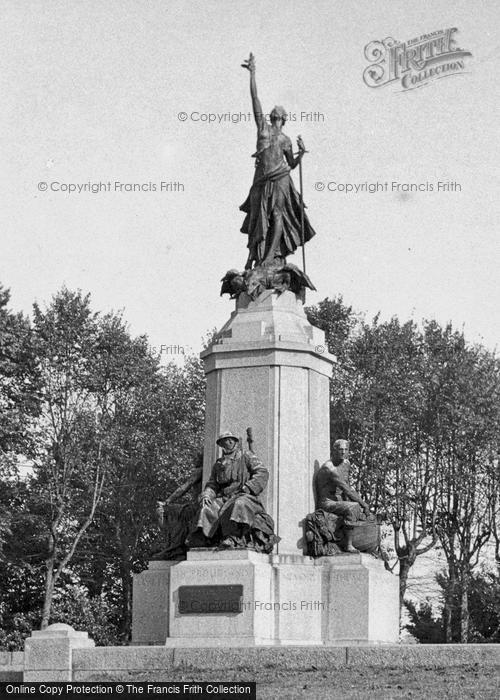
41;556;56;629
397;541;417;610
460;571;469;643
443;596;452;643
444;566;457;643
119;558;133;643
398;558;412;610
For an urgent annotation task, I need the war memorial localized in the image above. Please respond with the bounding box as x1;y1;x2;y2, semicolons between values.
7;53;499;687
131;53;398;648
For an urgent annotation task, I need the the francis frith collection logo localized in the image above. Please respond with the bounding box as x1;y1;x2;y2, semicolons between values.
363;28;472;91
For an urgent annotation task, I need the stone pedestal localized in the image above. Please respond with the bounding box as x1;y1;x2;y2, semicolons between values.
201;290;336;554
133;553;399;646
270;553;323;645
162;550;324;646
319;554;399;644
131;561;176;645
131;289;400;647
165;550;275;646
24;623;94;681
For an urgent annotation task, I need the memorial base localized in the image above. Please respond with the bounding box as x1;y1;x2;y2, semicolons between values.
132;551;399;646
131;560;176;645
166;549;277;646
320;553;400;644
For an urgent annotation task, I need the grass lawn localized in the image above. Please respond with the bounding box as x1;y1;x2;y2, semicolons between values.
96;663;500;699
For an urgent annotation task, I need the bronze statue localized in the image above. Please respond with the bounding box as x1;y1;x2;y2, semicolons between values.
151;465;203;560
220;262;316;301
240;53;316;270
305;439;380;556
152;501;199;560
187;431;279;553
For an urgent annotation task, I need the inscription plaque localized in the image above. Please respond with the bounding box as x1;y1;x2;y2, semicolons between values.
178;585;244;614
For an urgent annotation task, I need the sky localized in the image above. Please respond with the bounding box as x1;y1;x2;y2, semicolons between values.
1;0;499;358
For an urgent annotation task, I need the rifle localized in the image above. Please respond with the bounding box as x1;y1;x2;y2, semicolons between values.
246;427;254;452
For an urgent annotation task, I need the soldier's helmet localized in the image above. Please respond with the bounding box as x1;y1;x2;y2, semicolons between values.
216;431;240;446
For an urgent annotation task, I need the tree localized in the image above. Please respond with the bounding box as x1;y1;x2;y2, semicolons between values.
73;318;164;639
31;288;117;629
406;568;500;643
0;283;41;558
0;283;41;455
306;296;357;363
404;599;444;644
73;353;206;641
0;476;46;649
306;296;360;454
346;317;442;606
423;322;500;642
467;569;500;642
306;300;500;622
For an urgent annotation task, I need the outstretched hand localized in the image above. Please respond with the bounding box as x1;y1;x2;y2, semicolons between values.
241;52;255;72
297;135;307;153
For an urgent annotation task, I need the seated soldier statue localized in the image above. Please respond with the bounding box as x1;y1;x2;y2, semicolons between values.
187;431;279;553
305;439;380;556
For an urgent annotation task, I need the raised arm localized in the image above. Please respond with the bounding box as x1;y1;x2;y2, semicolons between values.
242;53;265;129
